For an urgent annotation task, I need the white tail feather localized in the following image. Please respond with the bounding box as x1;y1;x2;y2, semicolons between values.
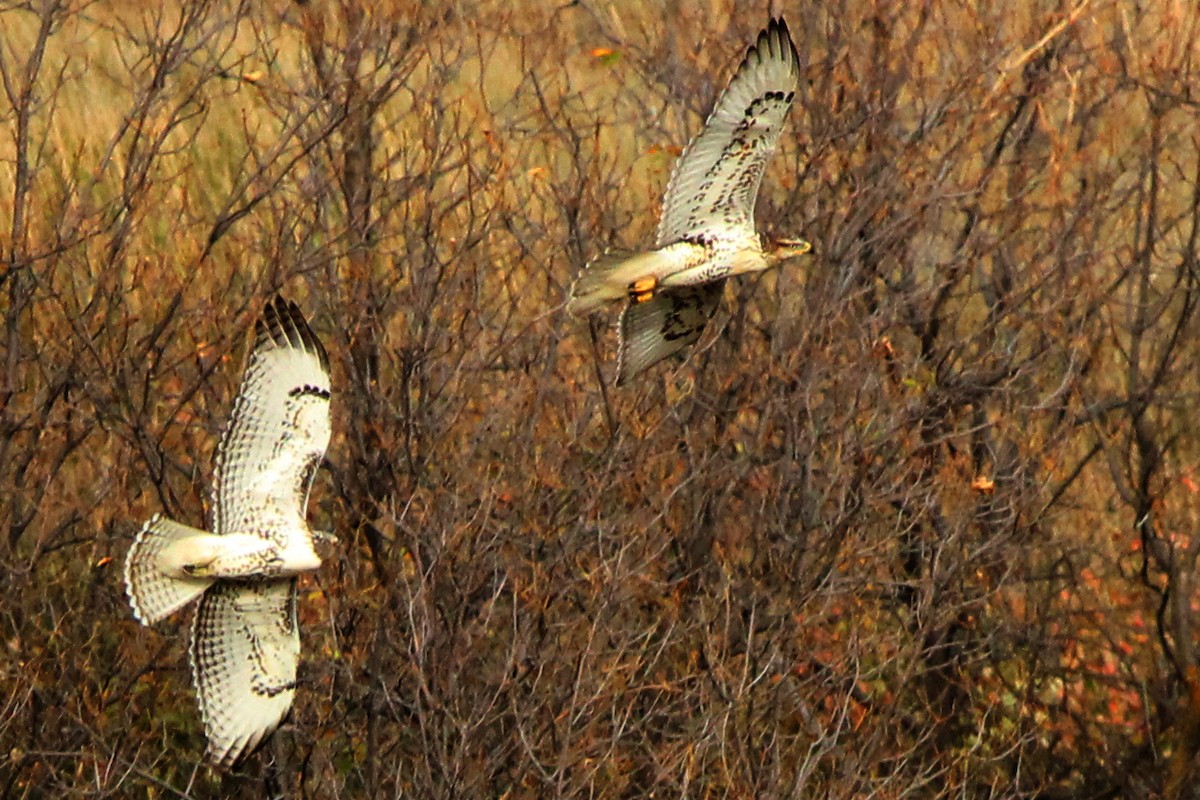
567;249;662;316
124;514;214;625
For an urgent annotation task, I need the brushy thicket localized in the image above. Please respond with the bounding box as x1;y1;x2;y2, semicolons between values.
4;0;1200;797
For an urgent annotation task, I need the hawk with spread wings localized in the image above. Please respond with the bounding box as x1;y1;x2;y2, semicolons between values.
568;17;811;384
124;295;332;767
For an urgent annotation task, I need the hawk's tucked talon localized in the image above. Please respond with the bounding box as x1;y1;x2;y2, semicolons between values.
629;277;658;303
631;276;658;294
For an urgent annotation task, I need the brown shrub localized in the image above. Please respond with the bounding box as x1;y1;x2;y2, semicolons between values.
3;1;1200;797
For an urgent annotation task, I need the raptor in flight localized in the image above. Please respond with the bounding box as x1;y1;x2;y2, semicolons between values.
568;17;811;384
124;295;332;766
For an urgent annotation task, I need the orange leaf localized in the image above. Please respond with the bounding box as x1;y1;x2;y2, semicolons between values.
971;476;995;494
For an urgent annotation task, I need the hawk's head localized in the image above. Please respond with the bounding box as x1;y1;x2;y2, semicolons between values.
764;235;813;264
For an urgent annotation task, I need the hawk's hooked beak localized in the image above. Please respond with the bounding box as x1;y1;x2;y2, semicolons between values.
767;236;813;263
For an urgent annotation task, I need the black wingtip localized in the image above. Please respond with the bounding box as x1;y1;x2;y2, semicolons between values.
767;16;799;65
742;15;799;76
258;294;330;372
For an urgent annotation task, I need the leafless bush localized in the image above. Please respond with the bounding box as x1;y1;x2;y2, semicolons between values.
5;1;1200;798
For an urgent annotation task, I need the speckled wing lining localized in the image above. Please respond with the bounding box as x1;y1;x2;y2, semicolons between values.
212;295;332;544
656;18;801;248
190;579;299;767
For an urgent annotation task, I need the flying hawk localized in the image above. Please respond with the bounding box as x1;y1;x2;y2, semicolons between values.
568;17;811;384
124;295;332;767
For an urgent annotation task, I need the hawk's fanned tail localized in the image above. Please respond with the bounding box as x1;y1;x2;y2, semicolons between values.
569;241;712;317
124;514;214;625
568;249;654;316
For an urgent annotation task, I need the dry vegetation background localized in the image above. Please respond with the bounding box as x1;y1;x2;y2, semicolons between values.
4;0;1200;797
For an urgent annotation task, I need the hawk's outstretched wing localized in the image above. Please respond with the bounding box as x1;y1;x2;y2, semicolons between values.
616;282;725;385
190;579;299;767
213;296;331;542
656;18;800;247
